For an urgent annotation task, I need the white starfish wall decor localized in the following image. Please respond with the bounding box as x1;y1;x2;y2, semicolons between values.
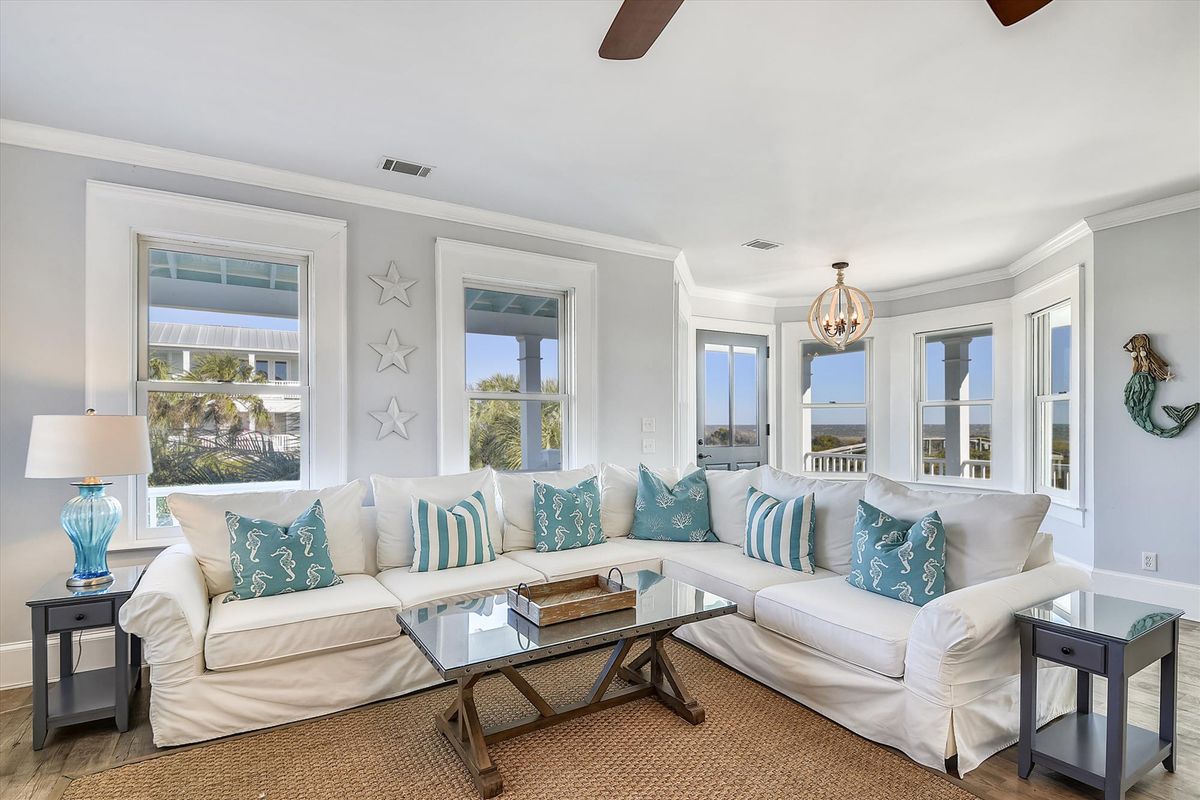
369;329;417;372
368;261;417;306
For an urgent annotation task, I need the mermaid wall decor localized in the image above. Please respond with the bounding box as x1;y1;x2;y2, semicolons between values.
1122;334;1198;439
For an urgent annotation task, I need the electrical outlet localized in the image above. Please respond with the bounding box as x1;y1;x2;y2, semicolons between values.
641;438;656;454
641;417;656;433
1141;551;1158;571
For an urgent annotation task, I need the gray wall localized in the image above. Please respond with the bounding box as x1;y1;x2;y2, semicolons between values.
1092;211;1200;584
0;144;677;653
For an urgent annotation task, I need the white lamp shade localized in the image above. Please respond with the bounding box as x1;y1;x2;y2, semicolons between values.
25;414;153;479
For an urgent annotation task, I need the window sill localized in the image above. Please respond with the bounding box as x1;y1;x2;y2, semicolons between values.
109;534;181;552
912;476;1003;493
1046;502;1085;526
801;472;868;481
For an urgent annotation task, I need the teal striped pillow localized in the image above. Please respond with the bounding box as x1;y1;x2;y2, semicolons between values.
744;488;816;573
410;490;496;572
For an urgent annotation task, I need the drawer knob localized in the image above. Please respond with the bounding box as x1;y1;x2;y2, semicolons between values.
74;613;86;621
1061;646;1073;656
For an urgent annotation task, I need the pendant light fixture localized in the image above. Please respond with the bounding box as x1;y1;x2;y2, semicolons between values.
807;262;874;351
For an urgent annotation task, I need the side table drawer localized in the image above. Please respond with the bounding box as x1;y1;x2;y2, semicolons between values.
1034;628;1106;673
48;602;112;632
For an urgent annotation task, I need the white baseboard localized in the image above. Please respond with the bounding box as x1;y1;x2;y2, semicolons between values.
0;630;116;691
1089;569;1200;622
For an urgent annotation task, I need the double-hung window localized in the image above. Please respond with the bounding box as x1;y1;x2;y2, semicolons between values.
1031;302;1072;494
916;325;994;481
136;239;308;533
464;284;568;472
800;339;871;475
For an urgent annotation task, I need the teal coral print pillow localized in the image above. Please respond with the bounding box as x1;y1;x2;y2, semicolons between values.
744;488;816;573
224;500;342;602
533;477;604;551
630;465;718;542
847;500;945;606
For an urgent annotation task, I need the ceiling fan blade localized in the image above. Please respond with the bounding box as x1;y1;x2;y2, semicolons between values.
986;0;1052;26
599;0;684;60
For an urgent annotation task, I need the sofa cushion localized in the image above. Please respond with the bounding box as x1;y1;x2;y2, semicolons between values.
411;490;497;572
378;556;543;609
205;574;400;672
506;539;661;582
755;578;920;678
662;546;835;619
599;463;684;538
372;469;502;570
170;481;367;597
496;466;597;551
630;466;717;542
757;467;863;574
864;474;1049;592
224;500;342;601
847;501;946;607
703;467;763;546
618;538;732;562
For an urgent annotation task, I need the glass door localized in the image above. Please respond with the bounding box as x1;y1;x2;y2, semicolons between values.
696;331;768;470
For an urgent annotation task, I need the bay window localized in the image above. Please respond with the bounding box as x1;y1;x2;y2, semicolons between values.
916;325;994;481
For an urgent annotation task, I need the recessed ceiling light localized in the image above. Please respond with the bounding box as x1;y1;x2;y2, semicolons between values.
378;156;434;178
742;239;782;251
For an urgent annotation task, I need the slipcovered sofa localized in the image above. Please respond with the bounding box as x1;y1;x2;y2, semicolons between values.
119;464;1088;775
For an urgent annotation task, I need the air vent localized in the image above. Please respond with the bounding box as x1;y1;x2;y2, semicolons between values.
379;156;434;178
742;239;782;251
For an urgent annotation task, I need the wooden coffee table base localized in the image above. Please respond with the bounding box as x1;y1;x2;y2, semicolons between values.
436;629;703;798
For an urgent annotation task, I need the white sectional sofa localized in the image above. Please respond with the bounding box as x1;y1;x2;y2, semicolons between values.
119;464;1088;775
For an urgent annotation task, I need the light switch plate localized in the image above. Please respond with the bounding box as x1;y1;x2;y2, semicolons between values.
641;438;656;454
641;417;656;433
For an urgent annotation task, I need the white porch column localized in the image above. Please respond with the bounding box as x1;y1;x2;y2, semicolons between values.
518;335;543;470
942;337;972;477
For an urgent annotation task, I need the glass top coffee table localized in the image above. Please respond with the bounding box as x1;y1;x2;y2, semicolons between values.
398;569;737;798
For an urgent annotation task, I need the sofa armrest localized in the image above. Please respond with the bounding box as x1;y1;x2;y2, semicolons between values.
905;561;1090;688
118;543;210;683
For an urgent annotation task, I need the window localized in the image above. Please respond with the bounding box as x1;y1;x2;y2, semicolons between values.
916;325;994;481
464;285;567;472
137;239;307;533
800;339;870;475
1032;302;1071;494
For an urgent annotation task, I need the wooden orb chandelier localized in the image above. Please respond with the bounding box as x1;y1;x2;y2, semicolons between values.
807;262;874;351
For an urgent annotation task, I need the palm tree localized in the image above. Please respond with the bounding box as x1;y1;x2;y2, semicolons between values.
469;374;561;470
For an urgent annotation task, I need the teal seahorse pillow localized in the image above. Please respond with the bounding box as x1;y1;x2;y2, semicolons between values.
846;500;945;606
630;465;718;542
224;500;342;602
533;477;604;551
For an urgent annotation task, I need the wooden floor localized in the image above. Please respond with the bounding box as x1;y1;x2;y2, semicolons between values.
1;621;1196;800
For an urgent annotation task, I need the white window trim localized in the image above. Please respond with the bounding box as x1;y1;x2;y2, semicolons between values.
434;239;597;474
1012;265;1084;520
686;316;778;469
85;181;348;549
913;324;996;486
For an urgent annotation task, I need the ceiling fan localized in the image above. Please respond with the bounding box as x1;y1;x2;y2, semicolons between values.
598;0;1053;60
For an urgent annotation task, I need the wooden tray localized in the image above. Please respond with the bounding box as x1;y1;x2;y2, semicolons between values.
507;568;635;626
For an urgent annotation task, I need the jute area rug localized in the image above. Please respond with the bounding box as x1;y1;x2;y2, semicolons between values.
64;641;975;800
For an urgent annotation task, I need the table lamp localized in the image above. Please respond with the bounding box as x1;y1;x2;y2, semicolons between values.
25;409;153;588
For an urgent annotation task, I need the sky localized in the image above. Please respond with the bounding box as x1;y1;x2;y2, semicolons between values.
466;333;558;389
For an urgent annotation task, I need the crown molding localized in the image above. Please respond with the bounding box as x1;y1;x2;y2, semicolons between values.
1005;220;1092;278
1084;190;1200;232
0;118;681;264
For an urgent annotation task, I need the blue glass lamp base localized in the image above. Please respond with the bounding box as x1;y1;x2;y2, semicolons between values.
62;482;121;588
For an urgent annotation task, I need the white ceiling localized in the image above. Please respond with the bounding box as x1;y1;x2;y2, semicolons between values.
2;0;1197;297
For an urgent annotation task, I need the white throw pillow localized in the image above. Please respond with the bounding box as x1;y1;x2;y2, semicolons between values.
704;467;764;546
371;469;502;570
495;466;598;551
864;474;1049;591
599;463;695;538
168;480;367;598
757;467;864;575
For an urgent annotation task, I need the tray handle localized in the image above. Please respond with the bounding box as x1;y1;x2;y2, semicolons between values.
514;582;531;611
606;566;625;590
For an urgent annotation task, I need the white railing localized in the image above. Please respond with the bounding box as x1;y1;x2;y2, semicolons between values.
922;436;991;456
804;443;868;474
922;458;991;479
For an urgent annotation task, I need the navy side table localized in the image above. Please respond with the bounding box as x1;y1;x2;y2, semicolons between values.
1015;591;1182;800
25;565;144;750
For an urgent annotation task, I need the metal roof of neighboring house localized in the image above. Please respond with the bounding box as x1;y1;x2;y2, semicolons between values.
149;322;299;353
